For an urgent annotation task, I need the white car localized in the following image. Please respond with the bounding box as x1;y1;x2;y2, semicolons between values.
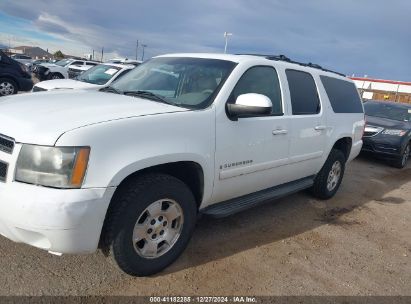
0;53;364;276
33;58;99;80
32;63;135;92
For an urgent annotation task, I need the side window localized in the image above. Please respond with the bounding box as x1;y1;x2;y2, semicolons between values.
230;66;282;114
71;61;84;66
320;76;363;113
86;62;98;66
286;70;320;115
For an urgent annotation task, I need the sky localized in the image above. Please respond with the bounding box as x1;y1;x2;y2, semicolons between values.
0;0;410;81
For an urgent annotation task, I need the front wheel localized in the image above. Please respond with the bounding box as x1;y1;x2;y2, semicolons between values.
102;174;197;276
50;73;64;79
311;149;346;200
392;143;410;169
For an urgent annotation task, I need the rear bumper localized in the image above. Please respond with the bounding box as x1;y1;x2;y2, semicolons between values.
0;181;115;254
347;140;363;162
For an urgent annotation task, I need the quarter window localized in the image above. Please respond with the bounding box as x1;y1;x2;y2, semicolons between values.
320;76;363;113
286;70;320;115
230;66;282;114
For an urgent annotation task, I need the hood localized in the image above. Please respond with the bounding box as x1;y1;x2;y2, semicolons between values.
35;79;99;90
366;115;410;130
0;90;187;145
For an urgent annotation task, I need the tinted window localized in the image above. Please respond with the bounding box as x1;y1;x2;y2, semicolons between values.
71;61;84;65
320;76;363;113
230;66;282;114
286;70;320;115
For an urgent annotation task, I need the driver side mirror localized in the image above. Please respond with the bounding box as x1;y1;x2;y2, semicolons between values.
227;93;272;120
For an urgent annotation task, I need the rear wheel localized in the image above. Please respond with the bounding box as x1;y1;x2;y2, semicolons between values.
102;173;197;276
311;149;346;200
393;143;410;169
0;78;18;96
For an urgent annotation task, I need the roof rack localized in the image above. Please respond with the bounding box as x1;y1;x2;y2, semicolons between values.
238;54;346;77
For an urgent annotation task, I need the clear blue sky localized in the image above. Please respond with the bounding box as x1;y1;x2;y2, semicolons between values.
0;0;410;81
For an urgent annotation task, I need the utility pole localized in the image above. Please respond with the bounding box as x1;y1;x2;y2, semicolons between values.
101;47;104;62
224;32;232;54
141;44;147;61
92;49;95;60
136;40;139;60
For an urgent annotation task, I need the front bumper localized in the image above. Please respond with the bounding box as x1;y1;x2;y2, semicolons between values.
0;181;115;254
0;144;115;254
362;136;403;159
17;77;34;92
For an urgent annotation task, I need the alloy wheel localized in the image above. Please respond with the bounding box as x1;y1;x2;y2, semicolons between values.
0;81;15;96
327;160;342;192
132;199;184;259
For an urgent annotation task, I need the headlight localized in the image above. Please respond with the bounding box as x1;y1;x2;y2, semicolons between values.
15;145;90;188
381;129;407;136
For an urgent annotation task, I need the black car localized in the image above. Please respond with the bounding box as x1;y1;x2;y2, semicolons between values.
362;100;411;168
0;50;33;96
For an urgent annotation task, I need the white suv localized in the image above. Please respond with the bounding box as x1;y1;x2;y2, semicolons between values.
0;53;364;276
34;59;99;80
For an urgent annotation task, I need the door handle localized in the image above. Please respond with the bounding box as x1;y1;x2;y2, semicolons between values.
272;129;288;135
314;125;327;131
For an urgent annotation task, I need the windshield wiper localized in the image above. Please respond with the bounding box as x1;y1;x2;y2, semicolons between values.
100;86;122;94
123;90;174;105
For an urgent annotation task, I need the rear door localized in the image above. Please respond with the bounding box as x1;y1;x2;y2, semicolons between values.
286;69;327;177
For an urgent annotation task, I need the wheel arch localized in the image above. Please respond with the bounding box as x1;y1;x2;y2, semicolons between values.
0;76;20;90
331;137;353;161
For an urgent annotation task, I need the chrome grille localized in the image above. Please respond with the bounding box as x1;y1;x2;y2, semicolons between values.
0;134;15;154
0;161;7;182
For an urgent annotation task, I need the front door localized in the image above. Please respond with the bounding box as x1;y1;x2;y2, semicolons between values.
210;65;291;205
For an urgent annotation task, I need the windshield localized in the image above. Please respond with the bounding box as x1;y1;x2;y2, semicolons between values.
364;102;411;122
77;65;122;85
110;57;236;109
55;59;72;67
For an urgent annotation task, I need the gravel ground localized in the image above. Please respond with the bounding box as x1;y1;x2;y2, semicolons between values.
0;155;409;296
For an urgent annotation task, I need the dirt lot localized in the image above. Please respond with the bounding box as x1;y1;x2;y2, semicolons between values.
0;155;409;296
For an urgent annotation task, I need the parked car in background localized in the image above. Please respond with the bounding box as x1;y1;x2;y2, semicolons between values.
30;59;51;70
0;50;33;96
32;63;135;92
33;58;99;80
0;53;364;276
362;100;411;168
106;58;142;66
11;54;34;66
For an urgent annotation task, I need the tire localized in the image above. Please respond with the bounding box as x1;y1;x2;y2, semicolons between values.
102;173;197;276
311;149;346;200
49;73;64;80
392;143;410;169
0;78;18;96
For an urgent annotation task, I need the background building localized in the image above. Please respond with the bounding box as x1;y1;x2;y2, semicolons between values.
6;46;53;59
351;77;411;104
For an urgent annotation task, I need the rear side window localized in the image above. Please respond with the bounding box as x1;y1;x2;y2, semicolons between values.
320;76;363;113
286;70;320;115
231;66;282;114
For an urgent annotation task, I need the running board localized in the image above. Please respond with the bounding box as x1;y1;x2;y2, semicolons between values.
201;176;315;218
